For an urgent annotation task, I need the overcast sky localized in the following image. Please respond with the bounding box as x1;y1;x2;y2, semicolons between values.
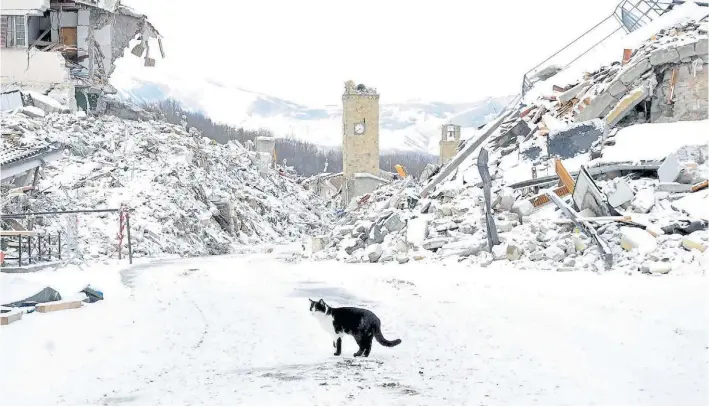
120;0;621;105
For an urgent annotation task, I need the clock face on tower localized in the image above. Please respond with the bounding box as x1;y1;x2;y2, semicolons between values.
354;123;365;135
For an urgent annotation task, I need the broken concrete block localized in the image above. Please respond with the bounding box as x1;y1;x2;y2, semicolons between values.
492;244;508;260
544;246;566;262
131;42;145;57
608;180;635;208
577;92;617;122
641;262;672;274
21;106;46;118
604;86;647;127
395;239;408;253
367;224;386;245
631;188;655;213
497;220;514;233
607;79;629;98
682;234;707;252
406;218;429;247
438;238;486;257
559;81;589;103
695;38;708;56
619;57;651;85
36;299;83;313
396;254;410;264
677;41;699;60
620;227;657;253
422;237;450;251
437;203;454;217
650;47;680;66
506;244;524;261
548;119;606;159
311;235;328;253
657;182;693;193
512;199;534;220
334;225;354;236
494;187;515;211
365;244;383;263
0;309;22;325
658;153;682;183
477;251;494;267
352;220;373;236
342;238;364;255
383;213;406;232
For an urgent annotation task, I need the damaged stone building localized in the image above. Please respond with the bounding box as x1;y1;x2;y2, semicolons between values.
0;0;162;114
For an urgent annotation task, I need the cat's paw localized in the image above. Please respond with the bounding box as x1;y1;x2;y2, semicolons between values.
333;352;341;356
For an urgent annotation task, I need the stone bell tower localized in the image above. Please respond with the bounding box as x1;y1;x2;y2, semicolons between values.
439;123;461;165
342;80;380;178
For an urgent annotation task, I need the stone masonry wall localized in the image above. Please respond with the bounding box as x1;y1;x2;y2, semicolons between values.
342;90;380;178
651;61;708;123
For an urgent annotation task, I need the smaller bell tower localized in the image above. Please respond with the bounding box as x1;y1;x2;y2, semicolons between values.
439;124;461;164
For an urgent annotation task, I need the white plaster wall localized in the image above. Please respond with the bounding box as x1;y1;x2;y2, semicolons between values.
93;24;113;74
0;49;70;83
0;91;23;111
28;16;40;42
78;9;90;26
59;12;78;27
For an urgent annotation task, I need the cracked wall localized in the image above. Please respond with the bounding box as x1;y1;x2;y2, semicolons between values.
651;61;708;123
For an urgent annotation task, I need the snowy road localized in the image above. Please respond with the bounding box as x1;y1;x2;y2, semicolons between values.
1;251;708;405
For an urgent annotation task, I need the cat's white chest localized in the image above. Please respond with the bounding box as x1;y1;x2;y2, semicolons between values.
312;311;339;340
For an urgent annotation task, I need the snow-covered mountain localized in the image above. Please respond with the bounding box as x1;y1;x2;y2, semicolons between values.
112;74;514;154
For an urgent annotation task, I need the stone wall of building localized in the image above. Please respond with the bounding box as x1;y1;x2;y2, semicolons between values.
439;124;461;165
651;61;708;123
342;81;380;178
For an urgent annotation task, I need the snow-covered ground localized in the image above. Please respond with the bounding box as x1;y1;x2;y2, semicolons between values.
1;250;707;405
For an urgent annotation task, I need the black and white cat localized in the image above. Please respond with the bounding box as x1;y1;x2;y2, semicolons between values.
309;298;401;357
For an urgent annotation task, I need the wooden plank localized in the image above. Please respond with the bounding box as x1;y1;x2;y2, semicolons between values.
529;185;570;207
36;299;83;313
555;158;576;192
691;180;709;192
0;309;23;326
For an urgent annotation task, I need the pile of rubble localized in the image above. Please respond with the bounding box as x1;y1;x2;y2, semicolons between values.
1;110;334;259
309;13;709;275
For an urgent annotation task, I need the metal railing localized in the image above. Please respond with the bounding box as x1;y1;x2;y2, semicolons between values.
1;231;62;267
520;0;706;96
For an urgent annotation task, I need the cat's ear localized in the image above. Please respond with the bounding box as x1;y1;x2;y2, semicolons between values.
309;298;314;303
319;299;326;305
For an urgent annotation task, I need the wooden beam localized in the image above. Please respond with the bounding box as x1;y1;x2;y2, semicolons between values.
36;299;83;313
691;180;708;192
0;309;23;326
555;158;576;192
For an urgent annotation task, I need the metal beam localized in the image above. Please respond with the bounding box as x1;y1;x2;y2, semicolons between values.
420;109;513;198
509;161;662;190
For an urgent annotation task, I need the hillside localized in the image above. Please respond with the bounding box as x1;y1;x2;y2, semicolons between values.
111;73;513;154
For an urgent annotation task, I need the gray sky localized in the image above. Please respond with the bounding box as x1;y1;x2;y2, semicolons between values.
120;0;621;105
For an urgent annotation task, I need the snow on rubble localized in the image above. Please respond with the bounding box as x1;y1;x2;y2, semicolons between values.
308;13;709;276
1;111;334;259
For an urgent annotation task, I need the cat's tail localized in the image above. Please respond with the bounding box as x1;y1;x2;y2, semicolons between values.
374;324;401;347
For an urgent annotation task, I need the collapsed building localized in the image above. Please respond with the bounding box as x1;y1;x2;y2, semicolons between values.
0;0;162;115
307;5;709;275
